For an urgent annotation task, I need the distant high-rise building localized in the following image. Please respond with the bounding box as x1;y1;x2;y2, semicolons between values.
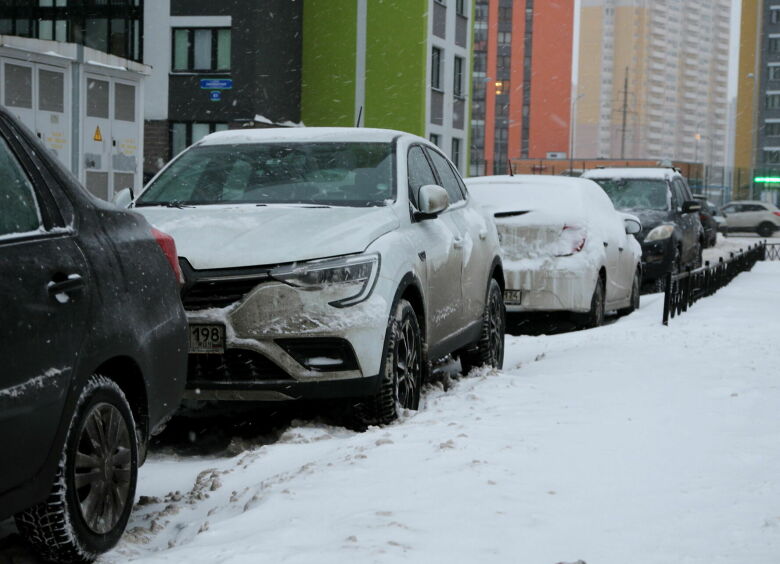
574;0;731;171
733;0;759;179
470;0;575;176
301;0;472;172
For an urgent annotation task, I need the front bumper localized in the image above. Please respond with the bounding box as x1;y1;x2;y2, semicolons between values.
639;238;675;282
185;279;390;401
503;257;597;313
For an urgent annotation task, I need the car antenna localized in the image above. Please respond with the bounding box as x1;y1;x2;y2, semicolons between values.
356;106;363;128
506;149;514;176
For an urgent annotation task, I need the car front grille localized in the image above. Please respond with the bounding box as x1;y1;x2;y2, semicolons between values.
188;349;292;384
179;259;273;310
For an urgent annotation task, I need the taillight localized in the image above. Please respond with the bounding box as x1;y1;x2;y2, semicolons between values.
773;211;780;217
151;227;185;285
556;225;587;256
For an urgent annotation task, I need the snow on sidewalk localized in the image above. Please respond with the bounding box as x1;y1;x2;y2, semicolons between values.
108;262;780;564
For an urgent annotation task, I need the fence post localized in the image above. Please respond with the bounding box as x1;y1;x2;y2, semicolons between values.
662;271;673;326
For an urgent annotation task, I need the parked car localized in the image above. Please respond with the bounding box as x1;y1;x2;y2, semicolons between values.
582;168;703;290
692;195;721;248
0;107;188;562
719;200;780;237
466;175;642;328
130;127;505;425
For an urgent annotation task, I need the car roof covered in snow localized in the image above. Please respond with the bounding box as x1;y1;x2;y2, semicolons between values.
581;167;679;180
464;175;606;216
197;127;413;146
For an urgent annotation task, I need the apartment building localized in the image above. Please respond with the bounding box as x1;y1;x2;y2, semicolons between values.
470;0;575;176
575;0;731;169
142;0;302;180
301;0;472;172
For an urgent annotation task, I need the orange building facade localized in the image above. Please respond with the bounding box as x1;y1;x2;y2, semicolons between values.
470;0;574;177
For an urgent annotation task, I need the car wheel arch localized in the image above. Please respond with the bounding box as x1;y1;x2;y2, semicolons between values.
93;356;149;446
389;272;427;351
490;256;505;291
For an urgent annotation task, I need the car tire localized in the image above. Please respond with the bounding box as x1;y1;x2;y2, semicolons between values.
577;276;605;329
355;299;422;426
618;269;641;316
757;222;776;238
459;278;506;374
15;375;138;564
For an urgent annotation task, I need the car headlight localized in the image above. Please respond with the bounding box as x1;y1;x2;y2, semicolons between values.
645;224;675;241
270;253;380;307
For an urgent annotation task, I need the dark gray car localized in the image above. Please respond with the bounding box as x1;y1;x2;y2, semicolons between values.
582;168;703;289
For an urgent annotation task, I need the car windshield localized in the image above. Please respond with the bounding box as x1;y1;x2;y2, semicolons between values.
591;178;668;211
137;142;395;207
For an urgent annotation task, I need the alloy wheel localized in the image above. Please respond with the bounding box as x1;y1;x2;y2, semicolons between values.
487;289;505;366
74;402;133;535
394;314;421;409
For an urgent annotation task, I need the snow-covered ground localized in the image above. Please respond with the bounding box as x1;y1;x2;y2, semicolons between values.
704;233;780;263
2;248;779;564
115;261;780;563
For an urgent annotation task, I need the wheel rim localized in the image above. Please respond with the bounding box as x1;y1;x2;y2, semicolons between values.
487;289;504;365
74;402;133;535
394;314;420;408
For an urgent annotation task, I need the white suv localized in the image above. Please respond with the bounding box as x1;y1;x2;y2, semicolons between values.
132;128;505;425
720;200;780;237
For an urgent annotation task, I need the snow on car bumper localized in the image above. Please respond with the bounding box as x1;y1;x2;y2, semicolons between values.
184;280;389;401
503;257;597;314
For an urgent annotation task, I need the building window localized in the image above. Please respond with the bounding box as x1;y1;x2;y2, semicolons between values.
497;31;512;45
170;122;229;156
456;0;466;16
772;8;780;24
764;149;780;164
431;47;442;90
429;133;441;147
172;28;231;72
495;80;509;95
770;65;780;81
0;1;142;61
770;36;780;53
451;137;462;170
453;56;464;98
767;93;780;109
767;122;780;136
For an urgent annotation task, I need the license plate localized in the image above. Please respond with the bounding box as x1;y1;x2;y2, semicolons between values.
189;324;225;354
504;289;522;304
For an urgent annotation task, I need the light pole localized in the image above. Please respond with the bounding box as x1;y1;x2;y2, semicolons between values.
568;92;585;174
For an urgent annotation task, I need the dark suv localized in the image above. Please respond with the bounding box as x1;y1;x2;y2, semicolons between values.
0;108;188;562
582;168;703;289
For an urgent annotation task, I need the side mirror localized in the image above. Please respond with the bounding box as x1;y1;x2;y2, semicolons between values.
113;187;134;209
624;217;641;235
682;200;702;214
415;184;449;219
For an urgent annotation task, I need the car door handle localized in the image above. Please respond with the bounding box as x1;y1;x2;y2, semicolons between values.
48;274;84;299
478;229;488;240
619;247;624;252
453;237;465;249
603;242;609;247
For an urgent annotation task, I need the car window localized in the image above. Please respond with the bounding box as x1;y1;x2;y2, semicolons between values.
745;204;767;212
670;180;684;209
138;142;396;208
425;148;464;204
721;204;737;213
407;145;437;208
591;178;668;211
0;136;42;237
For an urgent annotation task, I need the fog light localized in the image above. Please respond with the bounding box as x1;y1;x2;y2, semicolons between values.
277;338;359;372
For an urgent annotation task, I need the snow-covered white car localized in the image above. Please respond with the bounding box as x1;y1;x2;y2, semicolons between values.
130;127;505;425
465;175;642;327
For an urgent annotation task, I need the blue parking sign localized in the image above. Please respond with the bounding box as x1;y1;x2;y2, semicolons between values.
209;90;222;102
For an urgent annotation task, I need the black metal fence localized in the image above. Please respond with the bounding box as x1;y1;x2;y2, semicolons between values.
662;243;767;325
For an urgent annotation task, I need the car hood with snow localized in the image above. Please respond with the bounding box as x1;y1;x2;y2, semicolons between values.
134;204;400;270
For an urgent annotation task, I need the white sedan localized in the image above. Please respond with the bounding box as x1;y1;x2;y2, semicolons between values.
466;175;642;327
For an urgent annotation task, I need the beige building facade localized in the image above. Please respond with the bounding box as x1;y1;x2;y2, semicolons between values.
574;0;731;168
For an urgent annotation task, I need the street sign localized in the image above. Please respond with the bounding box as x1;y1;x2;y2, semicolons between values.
199;78;233;90
209;90;222;102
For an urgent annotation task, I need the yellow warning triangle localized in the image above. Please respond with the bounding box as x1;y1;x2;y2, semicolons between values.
93;126;103;142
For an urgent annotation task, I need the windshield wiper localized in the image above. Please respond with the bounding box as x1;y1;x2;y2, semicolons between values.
163;200;194;208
